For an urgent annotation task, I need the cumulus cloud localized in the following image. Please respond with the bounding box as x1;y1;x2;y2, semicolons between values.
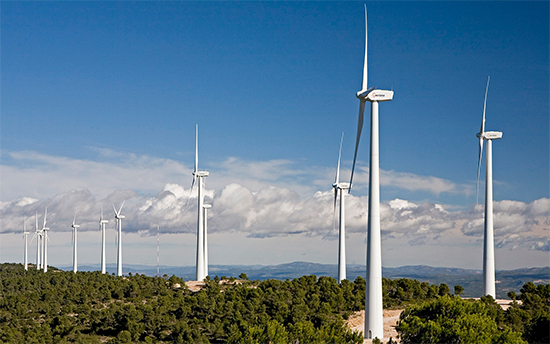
1;150;547;253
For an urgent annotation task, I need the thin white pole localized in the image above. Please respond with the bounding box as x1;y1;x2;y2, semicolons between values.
157;224;160;277
43;230;48;273
338;188;346;283
117;218;123;276
24;232;28;271
204;207;209;278
483;139;496;298
365;100;383;339
73;228;78;273
196;177;205;281
101;221;106;274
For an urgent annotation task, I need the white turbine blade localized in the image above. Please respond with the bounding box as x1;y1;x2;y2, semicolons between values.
73;211;77;226
335;132;344;185
118;200;126;214
349;100;366;192
35;212;38;231
113;203;118;216
476;138;484;204
361;4;368;92
43;207;48;228
332;188;338;234
195;124;199;173
100;205;104;221
480;76;490;135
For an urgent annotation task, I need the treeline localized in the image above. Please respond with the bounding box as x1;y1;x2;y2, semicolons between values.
1;263;546;343
0;263;450;343
398;283;550;344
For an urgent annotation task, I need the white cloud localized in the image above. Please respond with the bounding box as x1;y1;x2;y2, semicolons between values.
1;150;547;258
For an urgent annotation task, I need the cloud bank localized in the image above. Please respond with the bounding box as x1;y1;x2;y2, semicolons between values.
1;150;548;253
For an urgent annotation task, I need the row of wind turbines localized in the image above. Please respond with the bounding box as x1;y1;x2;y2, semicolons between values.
22;203;126;276
328;6;502;339
18;6;503;340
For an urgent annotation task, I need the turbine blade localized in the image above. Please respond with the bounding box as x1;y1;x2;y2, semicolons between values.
100;205;104;221
476;138;484;204
43;207;48;228
113;203;118;216
118;200;125;214
335;132;344;185
361;5;368;92
35;212;38;231
195;124;199;173
480;76;490;135
333;188;338;234
349;100;366;192
73;211;77;226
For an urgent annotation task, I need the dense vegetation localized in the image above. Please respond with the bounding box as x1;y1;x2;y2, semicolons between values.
398;283;550;344
0;263;446;344
1;263;545;343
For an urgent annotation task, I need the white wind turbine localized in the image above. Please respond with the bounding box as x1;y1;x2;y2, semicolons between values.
476;76;502;298
23;218;30;271
191;125;209;281
332;133;350;284
113;201;126;277
71;211;80;273
100;207;108;274
42;208;49;273
349;5;393;340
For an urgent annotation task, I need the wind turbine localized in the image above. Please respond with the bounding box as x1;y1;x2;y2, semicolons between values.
23;218;30;271
349;5;393;340
191;125;209;281
42;208;49;273
72;211;80;273
113;201;125;277
476;76;502;298
333;133;350;283
203;204;212;278
100;207;108;274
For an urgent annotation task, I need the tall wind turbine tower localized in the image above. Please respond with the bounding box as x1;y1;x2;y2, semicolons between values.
113;201;126;277
192;125;209;281
72;211;80;273
23;218;29;271
203;204;212;278
42;208;49;273
476;76;502;298
333;133;350;283
349;5;393;340
100;207;108;274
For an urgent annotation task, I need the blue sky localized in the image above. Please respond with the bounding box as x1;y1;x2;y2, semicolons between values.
1;1;548;272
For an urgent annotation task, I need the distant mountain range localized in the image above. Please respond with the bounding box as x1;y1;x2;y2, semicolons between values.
59;262;549;299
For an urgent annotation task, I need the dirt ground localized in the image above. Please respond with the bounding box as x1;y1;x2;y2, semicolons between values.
346;309;403;344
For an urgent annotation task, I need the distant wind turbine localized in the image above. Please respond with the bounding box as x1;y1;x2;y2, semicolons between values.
349;5;393;340
191;125;209;281
476;76;502;298
332;133;350;284
42;208;49;273
72;211;80;273
113;201;126;277
100;207;108;274
23;218;30;271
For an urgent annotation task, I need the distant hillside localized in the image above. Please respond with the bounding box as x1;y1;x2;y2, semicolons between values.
59;262;549;298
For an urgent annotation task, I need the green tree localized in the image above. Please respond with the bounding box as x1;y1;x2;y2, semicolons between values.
454;285;464;297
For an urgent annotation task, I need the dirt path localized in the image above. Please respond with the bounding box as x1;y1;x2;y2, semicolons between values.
346;309;403;343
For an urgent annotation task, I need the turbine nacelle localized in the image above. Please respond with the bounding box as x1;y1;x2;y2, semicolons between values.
477;131;502;140
72;224;80;229
193;171;209;177
115;215;126;219
333;182;351;190
100;220;109;224
203;204;212;209
366;89;393;102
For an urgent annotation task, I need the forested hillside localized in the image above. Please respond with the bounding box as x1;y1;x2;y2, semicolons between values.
0;263;547;343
